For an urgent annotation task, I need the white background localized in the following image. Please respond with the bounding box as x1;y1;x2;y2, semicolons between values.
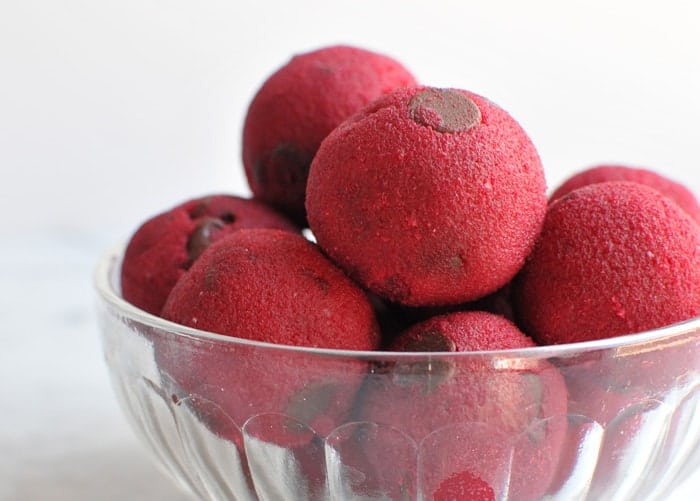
1;1;699;499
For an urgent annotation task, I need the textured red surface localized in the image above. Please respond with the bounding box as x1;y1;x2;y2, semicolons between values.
550;164;700;223
306;86;547;307
161;228;380;350
242;45;416;224
121;194;296;315
390;310;535;352
514;181;700;345
433;471;495;501
355;311;567;501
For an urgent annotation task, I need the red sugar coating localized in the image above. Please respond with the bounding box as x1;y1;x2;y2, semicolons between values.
121;194;297;315
389;310;534;352
433;471;495;501
514;181;700;345
306;86;547;307
242;45;416;224
161;228;380;350
354;311;567;501
550;164;700;223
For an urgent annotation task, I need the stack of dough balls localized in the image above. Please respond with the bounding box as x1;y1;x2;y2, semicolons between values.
118;44;700;501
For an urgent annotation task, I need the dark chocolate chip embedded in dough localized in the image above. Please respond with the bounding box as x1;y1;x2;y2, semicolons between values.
391;329;457;392
409;88;481;133
400;329;457;353
187;217;226;264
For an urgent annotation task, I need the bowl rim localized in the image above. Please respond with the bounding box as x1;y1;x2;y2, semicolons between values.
95;244;700;361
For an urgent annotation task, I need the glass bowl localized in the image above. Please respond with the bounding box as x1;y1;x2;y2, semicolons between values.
95;246;700;501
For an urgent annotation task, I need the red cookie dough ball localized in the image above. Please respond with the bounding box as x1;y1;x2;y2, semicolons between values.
162;228;380;350
242;45;416;224
550;164;700;223
514;181;700;345
306;86;547;306
121;194;297;315
354;311;568;501
158;229;381;445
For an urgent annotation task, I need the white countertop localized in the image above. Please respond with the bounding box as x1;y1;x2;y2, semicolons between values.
2;230;699;501
0;232;192;501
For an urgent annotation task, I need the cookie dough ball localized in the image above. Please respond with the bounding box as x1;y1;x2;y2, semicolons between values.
353;311;567;501
158;228;381;444
514;181;700;345
242;45;416;224
550;164;700;223
306;86;547;306
162;228;380;350
121;194;297;315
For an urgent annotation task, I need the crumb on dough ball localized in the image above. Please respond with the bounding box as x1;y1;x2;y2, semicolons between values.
514;181;700;345
306;86;547;307
242;45;416;225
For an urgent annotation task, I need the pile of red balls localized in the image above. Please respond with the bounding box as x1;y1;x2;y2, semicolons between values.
121;44;700;354
118;44;700;501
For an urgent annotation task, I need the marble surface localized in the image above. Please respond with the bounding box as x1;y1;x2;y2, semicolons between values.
2;230;699;500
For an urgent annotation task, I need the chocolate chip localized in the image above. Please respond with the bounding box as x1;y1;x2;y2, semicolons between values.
219;211;236;224
392;329;456;392
409;88;481;133
391;358;455;393
187;217;225;264
374;275;411;303
254;143;313;188
400;329;457;353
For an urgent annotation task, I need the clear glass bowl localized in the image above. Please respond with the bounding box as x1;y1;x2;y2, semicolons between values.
95;247;700;501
